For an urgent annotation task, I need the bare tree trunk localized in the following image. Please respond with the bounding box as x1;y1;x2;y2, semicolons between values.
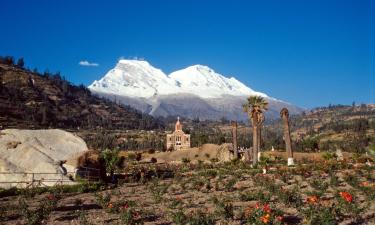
232;121;238;159
257;113;264;162
281;108;294;166
257;126;261;160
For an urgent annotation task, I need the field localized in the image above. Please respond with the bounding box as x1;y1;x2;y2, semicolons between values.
0;155;374;225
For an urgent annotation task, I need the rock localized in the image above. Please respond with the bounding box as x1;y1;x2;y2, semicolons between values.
336;149;344;161
217;143;235;162
0;129;89;188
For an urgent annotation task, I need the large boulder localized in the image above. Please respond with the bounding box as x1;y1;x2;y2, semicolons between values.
0;129;89;188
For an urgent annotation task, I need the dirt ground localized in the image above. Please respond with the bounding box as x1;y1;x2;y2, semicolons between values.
141;144;224;163
0;158;374;225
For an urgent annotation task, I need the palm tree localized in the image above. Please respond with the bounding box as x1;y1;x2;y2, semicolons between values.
243;96;268;165
280;108;294;166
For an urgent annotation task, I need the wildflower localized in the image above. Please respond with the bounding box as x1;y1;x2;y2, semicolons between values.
263;204;272;213
133;211;140;219
107;203;113;209
306;195;318;204
47;194;55;200
276;216;283;221
260;213;270;223
360;181;368;187
255;202;260;209
339;191;353;203
122;203;129;209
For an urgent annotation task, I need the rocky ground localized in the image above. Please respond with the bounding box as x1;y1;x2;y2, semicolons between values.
0;156;374;225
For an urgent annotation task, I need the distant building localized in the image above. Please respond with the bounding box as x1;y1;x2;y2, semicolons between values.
166;117;191;151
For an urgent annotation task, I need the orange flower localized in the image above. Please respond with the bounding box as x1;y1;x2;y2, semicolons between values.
260;214;270;223
107;203;113;208
255;202;260;209
339;191;353;203
306;195;318;204
360;181;368;187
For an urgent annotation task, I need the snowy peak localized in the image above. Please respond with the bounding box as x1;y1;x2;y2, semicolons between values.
169;65;268;98
89;59;268;99
89;59;179;98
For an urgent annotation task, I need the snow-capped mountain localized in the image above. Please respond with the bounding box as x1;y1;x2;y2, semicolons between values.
169;65;268;98
89;60;268;99
89;59;303;121
89;60;180;98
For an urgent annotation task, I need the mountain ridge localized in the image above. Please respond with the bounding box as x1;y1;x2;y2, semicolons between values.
89;59;269;99
89;59;304;121
0;61;163;130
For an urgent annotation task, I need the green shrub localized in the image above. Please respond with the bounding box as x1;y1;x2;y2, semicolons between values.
188;210;215;225
213;197;234;219
170;209;187;225
181;158;190;164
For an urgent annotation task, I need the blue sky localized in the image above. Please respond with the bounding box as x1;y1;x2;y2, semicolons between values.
1;0;374;108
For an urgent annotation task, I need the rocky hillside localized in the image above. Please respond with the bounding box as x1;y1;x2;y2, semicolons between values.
0;60;163;130
167;104;375;154
263;104;375;153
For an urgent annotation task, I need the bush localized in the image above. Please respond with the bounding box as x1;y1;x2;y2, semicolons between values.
170;209;187;225
181;158;190;164
188;210;215;225
19;194;60;225
213;197;234;219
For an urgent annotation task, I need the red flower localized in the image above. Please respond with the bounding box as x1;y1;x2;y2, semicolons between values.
133;211;140;219
263;204;272;213
339;191;353;203
276;216;283;221
255;202;260;209
47;194;55;200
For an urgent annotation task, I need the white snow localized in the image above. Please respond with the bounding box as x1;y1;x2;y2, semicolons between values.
89;59;269;99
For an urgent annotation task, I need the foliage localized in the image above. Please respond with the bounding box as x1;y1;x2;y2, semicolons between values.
212;197;234;219
19;193;59;225
94;192;111;209
100;148;122;177
243;202;283;225
120;208;144;225
187;210;215;225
